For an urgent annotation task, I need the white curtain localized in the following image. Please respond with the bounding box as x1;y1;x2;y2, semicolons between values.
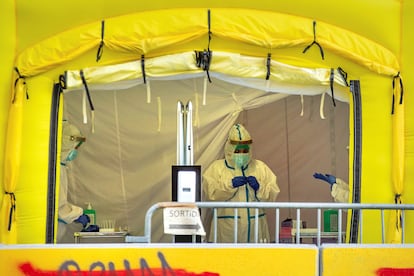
59;74;349;243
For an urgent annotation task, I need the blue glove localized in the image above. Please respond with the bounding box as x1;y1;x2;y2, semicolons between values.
82;224;100;232
74;214;90;227
313;173;336;186
232;176;248;188
247;176;260;191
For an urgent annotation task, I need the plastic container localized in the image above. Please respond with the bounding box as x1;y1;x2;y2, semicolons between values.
84;203;96;225
100;219;115;232
323;209;338;232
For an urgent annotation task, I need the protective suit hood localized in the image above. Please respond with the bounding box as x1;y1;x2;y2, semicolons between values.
224;124;253;168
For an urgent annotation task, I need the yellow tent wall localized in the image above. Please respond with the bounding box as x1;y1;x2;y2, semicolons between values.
402;1;414;208
0;0;413;244
0;0;16;243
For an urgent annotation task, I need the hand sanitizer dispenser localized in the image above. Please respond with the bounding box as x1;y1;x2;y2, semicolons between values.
172;166;201;202
84;203;96;225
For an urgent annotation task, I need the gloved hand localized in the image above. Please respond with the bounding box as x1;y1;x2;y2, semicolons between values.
82;224;100;232
247;176;260;191
232;176;248;188
313;173;336;188
74;214;90;228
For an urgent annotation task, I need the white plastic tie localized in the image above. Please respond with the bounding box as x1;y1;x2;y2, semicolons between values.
157;96;162;132
146;79;151;104
91;110;95;133
194;93;200;127
202;76;208;106
82;91;88;124
300;95;304;117
320;93;326;119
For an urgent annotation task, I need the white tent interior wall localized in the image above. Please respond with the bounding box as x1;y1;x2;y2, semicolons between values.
59;71;349;242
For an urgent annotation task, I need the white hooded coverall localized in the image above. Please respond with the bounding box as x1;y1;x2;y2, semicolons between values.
57;121;85;241
203;124;280;243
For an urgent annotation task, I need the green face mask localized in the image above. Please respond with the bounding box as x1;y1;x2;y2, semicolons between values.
233;153;249;169
64;141;83;163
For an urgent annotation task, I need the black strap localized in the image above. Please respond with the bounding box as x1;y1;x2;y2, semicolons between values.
337;67;349;86
207;9;212;50
395;194;402;204
195;50;212;82
13;67;29;101
80;70;95;111
59;74;67;90
96;20;105;62
194;10;213;83
391;73;404;115
141;55;147;84
398;76;404;104
5;192;16;231
303;21;325;60
394;194;402;230
329;68;336;107
266;53;271;80
201;10;212;83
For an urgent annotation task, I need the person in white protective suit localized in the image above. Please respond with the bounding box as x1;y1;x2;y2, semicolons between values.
313;173;350;203
203;124;280;243
57;121;90;242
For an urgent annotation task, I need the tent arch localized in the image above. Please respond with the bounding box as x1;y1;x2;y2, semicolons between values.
15;8;399;78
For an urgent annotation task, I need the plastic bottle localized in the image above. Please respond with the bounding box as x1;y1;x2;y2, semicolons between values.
323;209;338;232
84;203;96;225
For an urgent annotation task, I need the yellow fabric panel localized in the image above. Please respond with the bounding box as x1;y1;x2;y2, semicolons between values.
14;1;401;55
0;0;16;236
361;74;394;204
322;245;414;276
15;9;399;79
104;9;207;54
359;74;395;243
401;0;414;243
392;79;405;198
212;9;399;75
0;246;319;275
15;76;55;243
64;52;349;91
15;23;101;77
388;76;404;243
0;77;24;244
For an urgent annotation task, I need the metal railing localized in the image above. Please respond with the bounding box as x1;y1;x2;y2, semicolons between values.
126;202;414;245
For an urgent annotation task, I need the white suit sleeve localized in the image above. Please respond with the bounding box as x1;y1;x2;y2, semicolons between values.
254;160;280;202
203;161;238;201
58;165;83;224
331;178;350;203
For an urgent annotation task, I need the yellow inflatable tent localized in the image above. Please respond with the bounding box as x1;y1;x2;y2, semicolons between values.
0;0;413;244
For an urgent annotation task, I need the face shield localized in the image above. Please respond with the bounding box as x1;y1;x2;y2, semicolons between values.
225;124;253;169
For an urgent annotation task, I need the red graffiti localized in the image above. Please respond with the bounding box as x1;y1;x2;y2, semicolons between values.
18;251;220;276
377;268;414;276
19;262;219;276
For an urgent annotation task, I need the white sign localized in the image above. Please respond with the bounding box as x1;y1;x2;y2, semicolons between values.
177;171;196;202
163;207;206;236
